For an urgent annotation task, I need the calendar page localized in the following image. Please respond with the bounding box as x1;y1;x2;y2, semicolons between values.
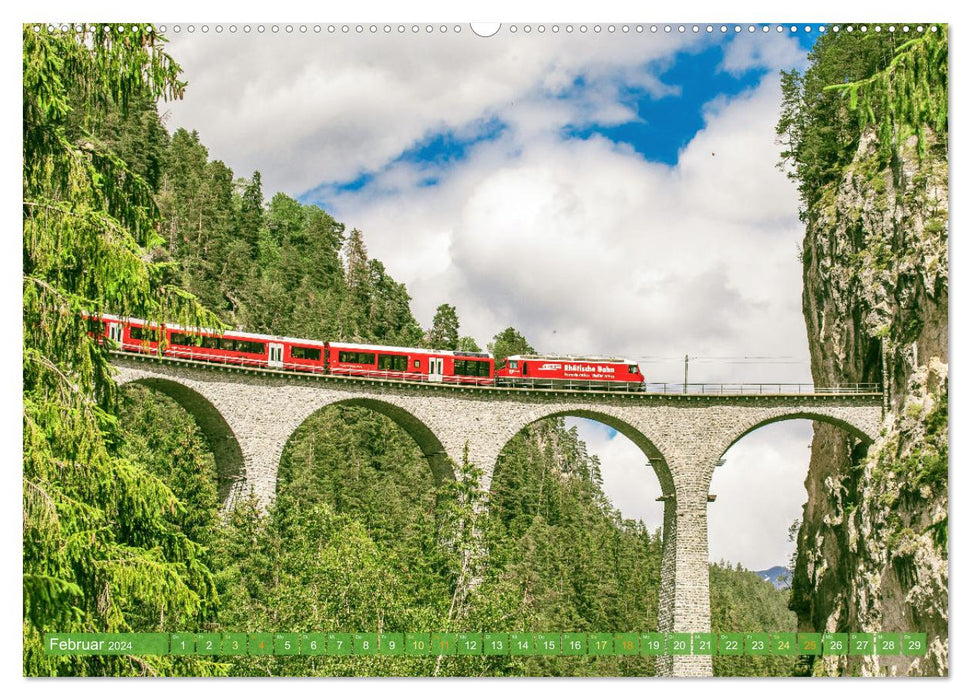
21;11;949;683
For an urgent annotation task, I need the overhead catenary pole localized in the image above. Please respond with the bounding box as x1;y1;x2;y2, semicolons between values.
881;336;890;415
684;354;689;394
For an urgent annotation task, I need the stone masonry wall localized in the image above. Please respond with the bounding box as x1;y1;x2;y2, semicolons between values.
112;355;882;677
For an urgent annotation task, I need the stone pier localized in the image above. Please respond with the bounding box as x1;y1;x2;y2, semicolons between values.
112;353;882;677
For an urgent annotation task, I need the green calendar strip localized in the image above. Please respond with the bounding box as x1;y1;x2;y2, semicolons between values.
301;633;326;655
44;633;168;655
719;633;744;656
43;631;930;657
406;633;430;655
381;633;405;655
509;632;533;656
483;633;508;655
902;633;926;656
457;633;481;656
823;632;848;655
640;632;665;655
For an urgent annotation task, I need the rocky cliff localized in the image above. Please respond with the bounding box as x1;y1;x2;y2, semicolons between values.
794;126;948;676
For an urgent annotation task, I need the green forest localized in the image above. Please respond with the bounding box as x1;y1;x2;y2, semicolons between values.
22;24;813;677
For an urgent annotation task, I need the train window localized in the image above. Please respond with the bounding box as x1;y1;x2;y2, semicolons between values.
291;346;321;361
509;360;518;370
170;332;204;346
414;360;420;368
129;326;159;342
454;359;491;377
86;319;105;334
339;351;376;364
378;354;407;371
237;340;266;354
199;336;219;349
629;365;639;374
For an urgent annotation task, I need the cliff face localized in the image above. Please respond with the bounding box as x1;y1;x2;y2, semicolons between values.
795;128;948;676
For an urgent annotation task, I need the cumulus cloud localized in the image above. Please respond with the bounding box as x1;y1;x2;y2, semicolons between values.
720;31;809;76
570;417;814;569
708;420;814;569
165;29;705;195
330;72;809;387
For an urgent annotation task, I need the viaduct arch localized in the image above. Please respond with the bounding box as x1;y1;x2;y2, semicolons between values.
113;353;883;677
125;377;245;503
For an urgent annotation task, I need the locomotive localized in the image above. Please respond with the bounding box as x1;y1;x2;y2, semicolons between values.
86;313;645;391
496;355;645;392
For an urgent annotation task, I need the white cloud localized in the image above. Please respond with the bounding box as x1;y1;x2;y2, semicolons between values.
720;32;808;76
708;420;814;569
164;30;705;196
331;73;810;387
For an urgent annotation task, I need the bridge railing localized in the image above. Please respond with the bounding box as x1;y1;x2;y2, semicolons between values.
114;348;499;387
330;367;496;387
111;349;882;395
644;383;882;395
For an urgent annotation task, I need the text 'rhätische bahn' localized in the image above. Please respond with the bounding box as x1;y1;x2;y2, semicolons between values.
88;314;647;392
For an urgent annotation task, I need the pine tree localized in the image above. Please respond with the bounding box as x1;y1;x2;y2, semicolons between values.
23;24;222;676
426;303;460;350
236;171;265;258
488;327;536;364
456;336;482;353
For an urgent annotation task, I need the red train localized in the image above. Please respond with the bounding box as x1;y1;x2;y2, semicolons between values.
496;355;644;391
88;313;495;385
86;313;644;391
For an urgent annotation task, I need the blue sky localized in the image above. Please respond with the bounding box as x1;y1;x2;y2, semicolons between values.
566;32;816;164
301;29;817;212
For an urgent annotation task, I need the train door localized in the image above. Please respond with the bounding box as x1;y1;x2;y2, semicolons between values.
108;322;123;347
268;343;284;369
429;357;444;382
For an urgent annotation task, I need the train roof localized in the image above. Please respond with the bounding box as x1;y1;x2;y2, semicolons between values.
94;314;494;358
327;341;493;359
506;354;639;365
96;313;326;347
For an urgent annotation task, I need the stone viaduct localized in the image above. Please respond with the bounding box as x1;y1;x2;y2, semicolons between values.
111;352;883;677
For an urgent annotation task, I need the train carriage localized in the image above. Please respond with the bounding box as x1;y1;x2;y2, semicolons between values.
326;342;494;385
87;313;327;373
496;354;645;391
165;326;326;373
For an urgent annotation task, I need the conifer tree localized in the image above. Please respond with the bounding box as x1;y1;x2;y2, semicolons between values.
427;303;460;350
23;24;221;675
488;327;536;364
237;171;265;257
456;336;482;353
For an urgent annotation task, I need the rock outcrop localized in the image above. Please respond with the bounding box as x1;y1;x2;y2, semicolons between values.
795;128;948;676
